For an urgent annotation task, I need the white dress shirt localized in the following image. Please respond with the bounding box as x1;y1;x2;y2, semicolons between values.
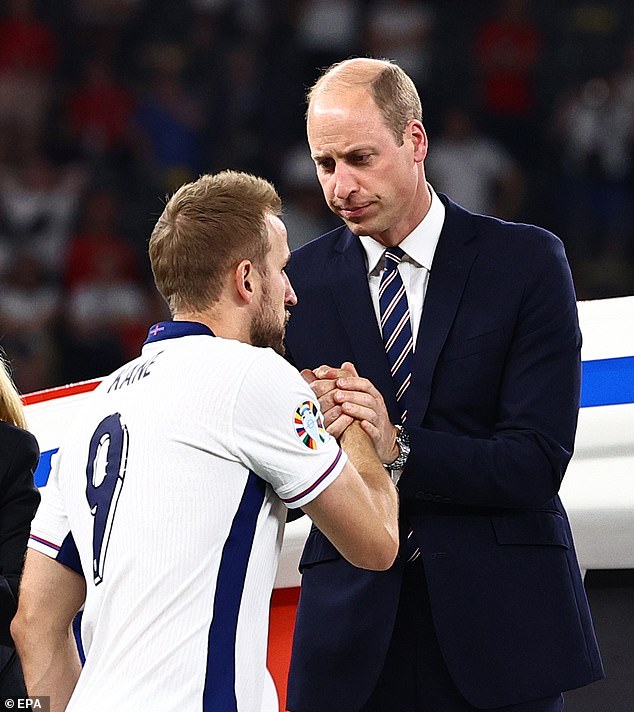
359;185;446;350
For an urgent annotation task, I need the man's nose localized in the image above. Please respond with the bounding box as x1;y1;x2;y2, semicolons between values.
333;163;358;201
285;273;298;306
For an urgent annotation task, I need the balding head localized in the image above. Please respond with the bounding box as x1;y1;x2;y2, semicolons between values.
309;57;387;95
307;58;422;146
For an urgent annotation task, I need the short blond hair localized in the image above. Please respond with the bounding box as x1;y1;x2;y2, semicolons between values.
149;170;282;314
0;352;27;429
307;57;423;146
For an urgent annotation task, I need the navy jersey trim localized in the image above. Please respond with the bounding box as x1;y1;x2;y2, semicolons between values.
202;472;267;711
144;321;215;345
57;531;83;575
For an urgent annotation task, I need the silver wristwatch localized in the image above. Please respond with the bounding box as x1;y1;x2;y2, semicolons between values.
385;424;410;471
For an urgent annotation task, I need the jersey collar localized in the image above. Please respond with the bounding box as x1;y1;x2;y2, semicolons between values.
144;320;215;345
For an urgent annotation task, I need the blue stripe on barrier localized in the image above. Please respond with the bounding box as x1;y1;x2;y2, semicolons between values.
581;356;634;407
34;447;58;487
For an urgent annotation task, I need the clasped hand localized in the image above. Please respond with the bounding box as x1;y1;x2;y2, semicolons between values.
301;362;398;464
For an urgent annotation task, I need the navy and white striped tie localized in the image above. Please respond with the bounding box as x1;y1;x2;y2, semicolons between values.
379;246;420;562
379;246;413;423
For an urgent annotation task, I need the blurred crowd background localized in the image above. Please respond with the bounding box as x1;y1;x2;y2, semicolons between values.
1;0;634;394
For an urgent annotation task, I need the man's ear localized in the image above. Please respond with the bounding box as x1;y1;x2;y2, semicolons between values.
235;259;256;304
409;119;428;162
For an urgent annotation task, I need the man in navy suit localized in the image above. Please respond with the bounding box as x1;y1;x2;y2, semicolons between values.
284;58;603;712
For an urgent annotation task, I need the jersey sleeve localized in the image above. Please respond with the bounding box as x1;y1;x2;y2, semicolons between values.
28;450;71;559
231;349;348;509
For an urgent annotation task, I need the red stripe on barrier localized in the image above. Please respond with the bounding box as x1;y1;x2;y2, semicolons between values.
269;586;300;711
22;379;102;406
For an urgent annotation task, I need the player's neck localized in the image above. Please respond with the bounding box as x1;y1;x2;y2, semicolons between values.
173;306;250;345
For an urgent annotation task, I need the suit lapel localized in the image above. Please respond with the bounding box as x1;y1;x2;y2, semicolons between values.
323;199;479;426
326;229;401;419
408;198;478;425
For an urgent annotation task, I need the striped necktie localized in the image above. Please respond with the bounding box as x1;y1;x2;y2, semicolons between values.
379;246;413;423
379;246;420;562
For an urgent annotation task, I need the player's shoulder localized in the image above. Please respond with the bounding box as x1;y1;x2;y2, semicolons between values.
97;337;301;401
180;336;300;387
204;336;286;368
240;343;301;381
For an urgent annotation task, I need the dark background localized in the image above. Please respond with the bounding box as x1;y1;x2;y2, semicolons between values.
1;0;634;393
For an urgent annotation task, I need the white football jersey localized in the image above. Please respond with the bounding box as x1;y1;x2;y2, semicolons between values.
29;321;347;712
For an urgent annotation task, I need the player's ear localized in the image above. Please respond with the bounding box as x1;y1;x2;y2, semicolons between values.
235;259;255;303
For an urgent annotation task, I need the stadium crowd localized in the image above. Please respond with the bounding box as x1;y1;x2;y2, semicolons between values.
1;0;634;393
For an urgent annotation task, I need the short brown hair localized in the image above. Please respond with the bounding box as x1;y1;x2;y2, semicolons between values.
149;170;282;314
307;58;423;146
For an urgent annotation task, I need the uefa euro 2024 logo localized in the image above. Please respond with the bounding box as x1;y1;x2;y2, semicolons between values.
294;401;328;450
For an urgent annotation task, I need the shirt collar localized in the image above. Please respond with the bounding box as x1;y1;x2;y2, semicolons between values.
359;184;446;276
144;320;215;345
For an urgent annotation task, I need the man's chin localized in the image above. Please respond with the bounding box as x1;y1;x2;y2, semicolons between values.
341;217;370;236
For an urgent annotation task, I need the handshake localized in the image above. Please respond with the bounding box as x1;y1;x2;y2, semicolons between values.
301;361;401;467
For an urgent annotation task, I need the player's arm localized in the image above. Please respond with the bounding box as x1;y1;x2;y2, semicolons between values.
302;420;399;571
11;549;86;712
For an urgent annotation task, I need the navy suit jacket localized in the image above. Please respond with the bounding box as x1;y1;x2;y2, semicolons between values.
0;421;39;696
284;196;603;710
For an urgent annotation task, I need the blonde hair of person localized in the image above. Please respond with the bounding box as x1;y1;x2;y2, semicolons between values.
149;170;282;315
0;353;27;429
